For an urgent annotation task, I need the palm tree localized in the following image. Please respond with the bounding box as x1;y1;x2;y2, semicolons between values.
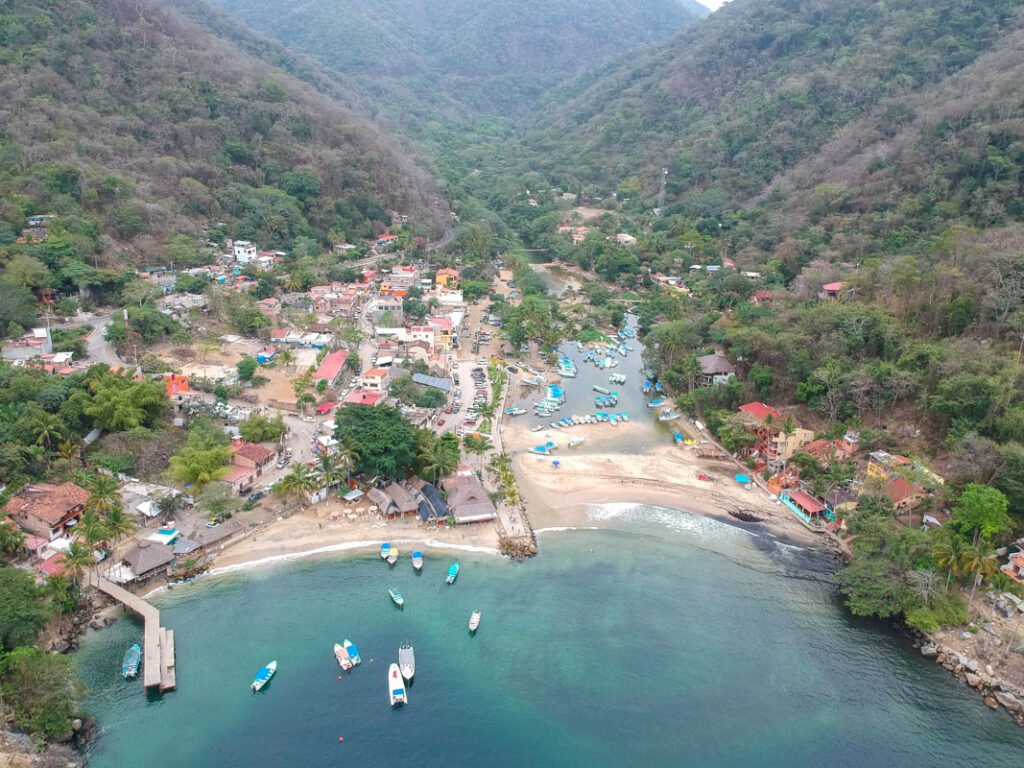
278;463;318;505
276;348;295;372
419;439;459;485
63;540;95;583
105;506;138;549
55;439;81;464
27;411;65;448
0;514;26;558
463;434;492;474
336;444;360;487
42;574;78;617
314;454;344;495
488;452;512;477
933;532;968;590
963;541;1000;609
85;474;121;516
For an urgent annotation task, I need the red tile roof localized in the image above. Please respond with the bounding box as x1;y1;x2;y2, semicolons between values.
822;282;843;291
36;552;68;577
314;349;349;382
363;367;389;378
788;490;826;515
234;443;275;464
343;390;385;406
739;402;784;422
4;483;88;526
884;477;924;504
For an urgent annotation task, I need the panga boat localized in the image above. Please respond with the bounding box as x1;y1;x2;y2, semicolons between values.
251;660;277;692
412;551;423;570
398;643;415;682
122;644;141;679
469;611;481;632
389;587;405;607
387;547;399;565
568;437;585;448
344;639;361;666
530;425;545;432
334;643;353;671
380;542;391;560
388;663;407;707
446;562;460;584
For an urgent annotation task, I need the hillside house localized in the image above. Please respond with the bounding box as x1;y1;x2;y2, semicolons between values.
435;268;459;288
616;233;637;246
819;282;844;301
256;297;281;319
232;240;257;264
222;442;275;493
781;489;830;525
376;234;399;249
736;402;814;469
883;477;926;512
696;351;736;386
429;316;454;350
342;389;385;407
866;451;912;480
4;482;89;541
2;328;52;361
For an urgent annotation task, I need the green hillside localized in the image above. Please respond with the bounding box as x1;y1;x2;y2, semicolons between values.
0;0;446;278
206;0;703;119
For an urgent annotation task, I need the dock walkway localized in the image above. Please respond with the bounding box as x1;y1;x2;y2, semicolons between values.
87;574;176;692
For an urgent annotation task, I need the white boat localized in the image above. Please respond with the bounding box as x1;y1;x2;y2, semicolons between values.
469;610;481;632
412;551;423;570
251;660;277;692
389;587;404;607
343;639;361;665
398;643;415;682
387;547;399;565
334;643;353;671
568;437;585;448
388;663;407;706
380;542;391;560
530;425;545;432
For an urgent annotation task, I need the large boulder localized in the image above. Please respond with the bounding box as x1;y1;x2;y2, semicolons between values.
965;672;981;688
995;691;1022;713
920;643;938;657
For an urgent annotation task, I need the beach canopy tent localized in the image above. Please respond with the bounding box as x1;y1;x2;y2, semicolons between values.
316;401;335;414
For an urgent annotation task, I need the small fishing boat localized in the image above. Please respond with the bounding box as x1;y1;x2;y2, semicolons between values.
251;660;277;692
388;663;407;706
647;399;663;408
674;432;684;445
344;639;361;666
380;542;391;560
446;562;460;584
389;587;404;607
398;643;415;682
412;551;423;570
530;424;545;432
122;644;142;679
568;437;585;448
530;445;550;455
642;380;652;394
550;422;561;429
387;547;399;566
593;385;611;395
621;413;630;422
469;611;481;632
334;643;353;671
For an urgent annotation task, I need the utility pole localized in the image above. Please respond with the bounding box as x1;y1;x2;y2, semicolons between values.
655;167;668;217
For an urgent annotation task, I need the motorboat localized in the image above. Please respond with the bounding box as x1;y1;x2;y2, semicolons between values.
334;643;353;671
344;639;361;666
380;542;391;560
412;551;423;570
398;643;415;682
122;644;141;679
446;562;460;584
469;611;481;632
387;547;399;566
388;663;407;706
568;437;585;448
389;587;405;607
251;660;277;692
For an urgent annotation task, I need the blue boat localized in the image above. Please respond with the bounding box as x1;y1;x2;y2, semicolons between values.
122;644;141;679
343;639;361;666
251;660;277;691
446;562;460;584
647;399;663;408
674;432;684;445
655;382;663;392
621;413;630;422
380;542;391;560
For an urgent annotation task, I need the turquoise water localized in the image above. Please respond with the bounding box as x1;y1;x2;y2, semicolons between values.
75;505;1024;767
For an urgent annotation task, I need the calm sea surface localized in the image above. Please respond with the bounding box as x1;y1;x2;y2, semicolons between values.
75;504;1024;767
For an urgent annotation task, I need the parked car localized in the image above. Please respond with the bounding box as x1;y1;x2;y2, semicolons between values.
250;491;265;502
239;487;253;496
445;405;453;414
205;520;220;528
437;419;445;426
277;458;288;469
507;366;518;373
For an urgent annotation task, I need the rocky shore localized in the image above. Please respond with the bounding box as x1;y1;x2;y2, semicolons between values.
918;640;1024;725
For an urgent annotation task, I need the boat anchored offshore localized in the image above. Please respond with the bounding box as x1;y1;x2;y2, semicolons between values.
251;660;277;692
446;562;460;584
399;643;415;682
344;639;361;666
412;551;423;570
389;587;405;607
469;611;482;633
122;644;142;679
388;663;407;707
334;643;353;671
380;542;391;560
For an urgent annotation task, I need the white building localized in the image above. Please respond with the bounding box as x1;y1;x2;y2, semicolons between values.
232;240;257;264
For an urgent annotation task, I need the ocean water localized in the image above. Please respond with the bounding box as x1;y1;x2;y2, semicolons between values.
75;505;1024;767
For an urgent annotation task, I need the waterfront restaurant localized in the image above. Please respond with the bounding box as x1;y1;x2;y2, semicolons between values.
780;489;831;525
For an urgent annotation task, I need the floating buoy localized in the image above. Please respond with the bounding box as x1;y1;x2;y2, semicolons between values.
337;676;342;680
338;737;344;743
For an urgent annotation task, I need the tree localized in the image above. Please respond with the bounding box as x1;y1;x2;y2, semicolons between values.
951;484;1010;546
236;357;258;381
716;413;757;453
0;648;83;742
62;541;95;581
25;411;65;448
277;462;318;505
105;506;138;548
3;254;50;288
84;376;167;431
41;573;79;616
314;453;344;494
334;405;416;479
418;437;459;485
463;434;492;474
238;414;287;443
0;566;50;651
84;474;121;517
932;530;968;590
168;431;231;488
0;279;38;331
963;540;1000;609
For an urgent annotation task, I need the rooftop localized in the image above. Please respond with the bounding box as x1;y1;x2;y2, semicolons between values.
314;349;350;382
234;443;276;464
738;402;784;422
4;482;88;525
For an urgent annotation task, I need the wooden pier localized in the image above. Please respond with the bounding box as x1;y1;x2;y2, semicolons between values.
87;574;176;692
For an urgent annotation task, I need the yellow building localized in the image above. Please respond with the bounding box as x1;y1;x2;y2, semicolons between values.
435;268;460;289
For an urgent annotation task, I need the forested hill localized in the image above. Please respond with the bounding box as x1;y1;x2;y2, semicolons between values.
526;0;1023;208
0;0;447;266
205;0;704;120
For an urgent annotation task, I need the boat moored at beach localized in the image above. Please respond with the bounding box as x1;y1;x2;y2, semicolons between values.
412;551;423;570
593;385;611;394
388;663;407;706
251;660;277;692
674;432;684;445
122;644;141;679
344;639;361;666
389;588;405;607
469;611;481;632
568;436;585;447
334;643;353;671
398;643;415;682
530;424;545;432
380;543;391;560
446;562;460;584
387;547;399;566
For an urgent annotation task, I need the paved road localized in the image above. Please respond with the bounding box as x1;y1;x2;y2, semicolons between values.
85;315;123;367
